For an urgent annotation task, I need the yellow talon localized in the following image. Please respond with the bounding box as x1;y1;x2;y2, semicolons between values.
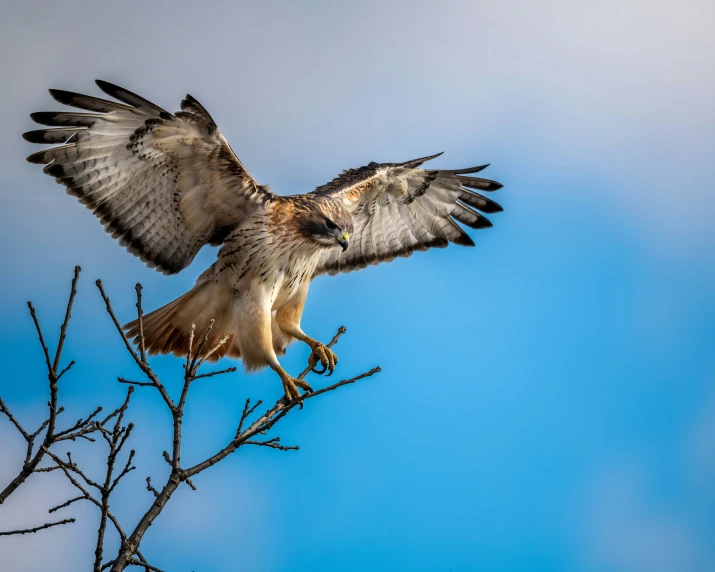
276;367;311;401
308;341;338;376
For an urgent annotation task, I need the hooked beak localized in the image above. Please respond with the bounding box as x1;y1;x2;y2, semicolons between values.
337;232;350;252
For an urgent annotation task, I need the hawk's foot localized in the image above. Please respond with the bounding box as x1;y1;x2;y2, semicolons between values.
308;342;338;376
278;370;313;402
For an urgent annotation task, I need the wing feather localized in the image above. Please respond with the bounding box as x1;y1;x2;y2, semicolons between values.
49;89;134;113
23;127;88;144
313;155;502;276
25;80;274;274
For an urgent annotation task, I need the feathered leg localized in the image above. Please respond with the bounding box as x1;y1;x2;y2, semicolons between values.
274;283;338;376
238;287;312;401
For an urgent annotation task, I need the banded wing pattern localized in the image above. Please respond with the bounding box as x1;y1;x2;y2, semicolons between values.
24;80;273;274
312;153;502;276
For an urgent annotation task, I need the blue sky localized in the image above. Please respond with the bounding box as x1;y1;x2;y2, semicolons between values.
1;1;714;571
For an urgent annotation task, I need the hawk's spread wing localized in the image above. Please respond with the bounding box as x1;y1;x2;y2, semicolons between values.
24;81;274;274
311;153;502;276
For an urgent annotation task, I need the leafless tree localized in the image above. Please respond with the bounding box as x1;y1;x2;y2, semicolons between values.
0;268;380;571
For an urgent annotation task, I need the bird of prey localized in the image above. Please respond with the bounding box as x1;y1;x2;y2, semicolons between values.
24;81;503;400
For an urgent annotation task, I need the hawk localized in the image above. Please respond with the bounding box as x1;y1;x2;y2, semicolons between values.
24;81;503;400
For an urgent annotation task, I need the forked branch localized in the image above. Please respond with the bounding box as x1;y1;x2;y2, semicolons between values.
0;266;103;507
96;281;380;571
1;272;380;572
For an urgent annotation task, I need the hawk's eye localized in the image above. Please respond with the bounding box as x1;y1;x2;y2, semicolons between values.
325;219;338;231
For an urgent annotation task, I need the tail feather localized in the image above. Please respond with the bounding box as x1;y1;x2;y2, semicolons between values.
123;281;237;362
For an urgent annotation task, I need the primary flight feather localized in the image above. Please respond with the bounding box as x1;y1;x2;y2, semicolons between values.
24;81;503;400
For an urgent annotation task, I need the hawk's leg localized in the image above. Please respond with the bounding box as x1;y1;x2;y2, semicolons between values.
274;288;339;377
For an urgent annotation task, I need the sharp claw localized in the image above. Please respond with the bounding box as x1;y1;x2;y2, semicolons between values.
279;370;308;404
327;350;337;375
307;342;339;378
294;378;313;392
309;348;327;375
312;363;327;375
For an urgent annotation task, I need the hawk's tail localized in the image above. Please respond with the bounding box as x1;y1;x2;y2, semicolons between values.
123;281;240;361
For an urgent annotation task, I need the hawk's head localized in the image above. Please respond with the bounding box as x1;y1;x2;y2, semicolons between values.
296;196;354;252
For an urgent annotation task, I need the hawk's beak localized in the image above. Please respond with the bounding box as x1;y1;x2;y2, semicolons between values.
338;232;350;252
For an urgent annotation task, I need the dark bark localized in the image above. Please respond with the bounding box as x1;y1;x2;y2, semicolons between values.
1;273;380;572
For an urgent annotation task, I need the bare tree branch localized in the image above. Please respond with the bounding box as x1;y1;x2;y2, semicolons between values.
94;388;136;572
134;284;147;364
2;274;380;572
118;378;153;388
55;359;76;381
27;300;53;374
245;437;299;451
49;496;85;514
53;265;80;372
145;477;159;498
96;281;379;571
0;396;31;440
54;406;103;442
128;559;164;572
0;518;75;536
95;280;175;411
0;267;104;505
193;366;237;380
45;447;152;570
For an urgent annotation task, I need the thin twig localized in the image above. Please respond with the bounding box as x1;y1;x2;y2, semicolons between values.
53;265;81;372
94;388;135;572
30;418;53;440
128;559;165;572
195;333;230;368
56;360;76;381
110;450;136;493
184;365;381;478
0;268;107;505
117;378;153;388
0;397;30;440
49;495;86;514
0;518;75;536
45;447;150;567
193;366;238;380
299;367;381;401
185;324;196;373
237;398;262;436
135;284;146;363
145;477;159;498
245;438;299;451
95;280;175;410
27;301;53;374
189;319;215;373
35;465;62;473
54;406;103;440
